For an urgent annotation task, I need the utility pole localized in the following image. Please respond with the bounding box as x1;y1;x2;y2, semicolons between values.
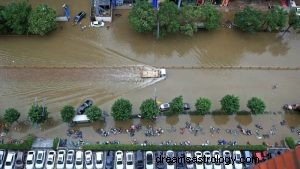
156;1;160;39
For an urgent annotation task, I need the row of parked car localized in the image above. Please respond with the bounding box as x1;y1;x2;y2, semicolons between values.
0;149;268;169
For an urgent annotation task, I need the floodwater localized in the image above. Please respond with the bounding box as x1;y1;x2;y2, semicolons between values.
0;0;300;143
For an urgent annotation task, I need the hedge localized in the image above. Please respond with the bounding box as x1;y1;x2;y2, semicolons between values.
0;135;35;150
53;137;59;150
285;137;296;149
82;144;267;151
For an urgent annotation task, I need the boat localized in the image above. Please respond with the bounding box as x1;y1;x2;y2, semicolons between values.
141;68;166;78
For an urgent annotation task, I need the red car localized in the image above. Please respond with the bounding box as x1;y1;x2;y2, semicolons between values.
253;151;263;163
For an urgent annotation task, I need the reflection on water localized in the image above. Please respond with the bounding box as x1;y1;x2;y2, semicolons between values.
284;112;300;127
165;115;179;126
189;115;204;124
234;115;253;126
213;115;230;125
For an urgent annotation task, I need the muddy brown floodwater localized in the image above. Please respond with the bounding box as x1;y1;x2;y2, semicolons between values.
0;0;299;144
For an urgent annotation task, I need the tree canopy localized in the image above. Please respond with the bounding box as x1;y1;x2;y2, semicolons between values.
234;6;263;33
158;0;180;37
220;95;240;115
140;98;159;119
195;97;212;115
86;105;102;122
28;4;56;36
200;3;221;30
170;96;184;115
60;105;75;123
111;98;132;121
28;104;49;124
288;12;300;30
264;6;287;31
128;0;157;33
1;1;31;34
247;97;266;114
4;108;20;124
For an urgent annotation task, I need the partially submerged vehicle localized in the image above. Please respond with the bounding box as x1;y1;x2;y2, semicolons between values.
76;99;93;114
91;21;104;27
74;11;86;24
283;103;300;111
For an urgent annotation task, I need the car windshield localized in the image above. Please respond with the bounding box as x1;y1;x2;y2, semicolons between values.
16;160;22;164
67;160;72;164
47;160;53;165
76;161;82;165
96;160;102;164
5;161;11;166
117;161;122;165
58;160;63;164
147;154;153;164
37;160;42;164
86;160;92;165
27;160;32;164
127;161;133;165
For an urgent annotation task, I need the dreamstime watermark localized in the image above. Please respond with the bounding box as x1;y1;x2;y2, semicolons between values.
156;154;262;165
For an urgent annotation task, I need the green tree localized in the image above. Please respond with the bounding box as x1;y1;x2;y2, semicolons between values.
195;97;212;115
247;97;266;115
220;95;240;115
234;6;263;33
28;4;56;36
140;98;159;119
200;3;221;30
28;104;49;124
0;6;9;34
1;1;31;35
287;12;300;31
111;98;132;121
264;6;287;32
180;4;199;36
3;108;20;124
60;105;75;123
170;96;184;115
158;0;180;37
128;0;156;33
86;105;102;122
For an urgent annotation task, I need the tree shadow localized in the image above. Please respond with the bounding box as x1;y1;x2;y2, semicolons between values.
165;115;179;126
189;115;204;124
212;115;230;125
234;114;253;126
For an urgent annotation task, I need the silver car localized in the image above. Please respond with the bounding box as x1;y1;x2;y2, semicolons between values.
15;151;25;169
66;150;75;169
35;150;46;169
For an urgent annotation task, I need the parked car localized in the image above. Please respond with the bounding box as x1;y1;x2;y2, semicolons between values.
125;151;134;169
166;150;175;169
185;151;194;169
105;151;114;169
155;151;165;169
243;151;252;169
135;150;144;169
233;150;243;169
85;150;94;169
176;151;185;169
145;151;154;169
90;21;104;27
194;151;204;169
35;150;46;169
74;11;86;24
15;151;25;169
203;151;213;169
25;150;35;169
223;150;233;169
159;103;170;111
183;103;191;110
115;150;124;169
0;150;7;169
95;151;104;169
45;150;56;169
56;150;66;169
252;151;263;163
76;99;93;114
75;150;84;169
4;151;16;169
66;150;75;169
212;150;222;169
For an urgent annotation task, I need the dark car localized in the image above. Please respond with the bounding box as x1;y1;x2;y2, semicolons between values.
105;151;114;169
135;150;144;169
176;151;185;169
183;103;191;110
155;151;165;169
76;99;93;114
15;151;25;169
74;11;86;24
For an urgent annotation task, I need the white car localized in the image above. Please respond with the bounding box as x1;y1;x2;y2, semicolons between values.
185;151;194;169
90;21;104;27
56;150;66;169
159;103;170;111
4;152;16;169
75;150;84;169
45;150;56;169
233;151;243;169
85;150;94;169
145;151;154;169
166;150;175;169
125;151;134;169
25;151;35;169
35;150;46;169
115;150;124;169
223;150;233;169
95;151;104;169
212;151;222;169
66;150;75;169
0;150;6;168
194;151;204;169
203;151;213;169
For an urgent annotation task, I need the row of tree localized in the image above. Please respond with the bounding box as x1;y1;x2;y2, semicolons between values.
0;1;57;35
128;1;300;37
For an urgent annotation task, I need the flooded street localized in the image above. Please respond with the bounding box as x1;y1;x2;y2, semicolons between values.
0;0;300;144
